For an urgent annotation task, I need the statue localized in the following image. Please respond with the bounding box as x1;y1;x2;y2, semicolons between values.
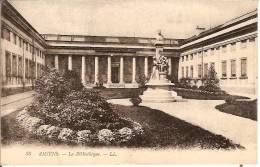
140;31;181;102
156;29;164;44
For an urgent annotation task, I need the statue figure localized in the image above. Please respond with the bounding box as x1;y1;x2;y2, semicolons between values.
156;29;164;43
158;55;168;72
150;56;160;80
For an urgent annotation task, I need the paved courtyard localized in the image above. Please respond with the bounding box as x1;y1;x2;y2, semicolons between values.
1;92;257;150
1;91;35;117
108;98;257;150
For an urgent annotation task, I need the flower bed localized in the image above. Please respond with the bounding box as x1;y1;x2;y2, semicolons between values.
15;68;145;146
16;109;144;145
215;99;257;121
172;87;248;100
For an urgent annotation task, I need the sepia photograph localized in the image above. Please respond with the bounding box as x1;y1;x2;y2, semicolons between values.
0;0;258;165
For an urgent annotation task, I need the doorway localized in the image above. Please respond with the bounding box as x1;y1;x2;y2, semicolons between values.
112;66;120;83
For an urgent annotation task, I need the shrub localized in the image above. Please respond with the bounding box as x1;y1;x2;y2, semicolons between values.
35;68;70;100
203;65;221;92
76;130;92;144
225;96;236;104
179;77;192;88
130;97;142;106
46;126;61;139
192;85;198;90
137;74;148;88
62;70;83;91
117;127;133;143
58;89;123;131
98;129;115;144
25;67;145;146
36;125;52;136
58;128;76;142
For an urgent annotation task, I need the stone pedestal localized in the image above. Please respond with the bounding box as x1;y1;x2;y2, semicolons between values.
140;31;182;103
141;72;182;103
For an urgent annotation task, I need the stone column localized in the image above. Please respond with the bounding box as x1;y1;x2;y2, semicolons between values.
132;57;136;83
94;56;99;84
120;56;124;84
55;55;59;70
10;54;13;84
144;57;148;77
22;43;26;85
107;55;112;84
168;57;172;75
81;56;86;85
68;55;72;70
35;54;38;79
16;55;19;84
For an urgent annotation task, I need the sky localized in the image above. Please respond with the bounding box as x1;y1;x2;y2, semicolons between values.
8;0;257;39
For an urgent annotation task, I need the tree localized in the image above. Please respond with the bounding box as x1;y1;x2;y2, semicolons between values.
203;65;220;92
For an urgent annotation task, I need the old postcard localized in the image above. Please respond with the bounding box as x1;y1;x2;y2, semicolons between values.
0;0;258;165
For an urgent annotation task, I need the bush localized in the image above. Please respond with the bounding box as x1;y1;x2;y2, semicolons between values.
62;70;83;91
26;67;145;145
225;95;236;104
192;85;198;90
130;97;142;106
136;74;148;88
57;89;125;131
203;65;221;92
98;129;115;144
76;130;92;144
178;77;192;89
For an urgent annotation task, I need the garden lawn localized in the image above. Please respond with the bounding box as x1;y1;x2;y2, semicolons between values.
98;88;143;99
113;105;242;149
2;105;242;149
215;99;257;121
172;87;249;100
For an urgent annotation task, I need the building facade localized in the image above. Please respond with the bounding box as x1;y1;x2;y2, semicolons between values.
179;10;257;95
0;0;258;96
1;1;46;96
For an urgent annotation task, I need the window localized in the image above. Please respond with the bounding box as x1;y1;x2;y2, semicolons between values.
222;45;227;53
18;56;23;78
190;54;193;60
210;62;215;70
210;48;214;55
186;66;189;78
182;56;184;62
231;59;236;77
249;38;255;43
190;66;193;78
204;50;208;56
181;67;184;78
5;51;11;77
198;64;202;78
186;55;188;61
12;54;17;77
26;42;28;51
230;43;236;51
2;28;10;41
204;63;208;77
13;33;17;45
241;40;247;48
241;58;247;77
19;38;22;47
222;61;227;78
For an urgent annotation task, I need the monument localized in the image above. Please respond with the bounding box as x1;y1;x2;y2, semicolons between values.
140;31;182;102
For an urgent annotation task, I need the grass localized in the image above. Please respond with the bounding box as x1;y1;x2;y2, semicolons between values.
1;104;242;149
113;105;242;149
172;87;249;100
98;88;144;99
215;99;257;121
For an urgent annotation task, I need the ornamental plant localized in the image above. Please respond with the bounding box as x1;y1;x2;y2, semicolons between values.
202;65;221;92
25;67;145;145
